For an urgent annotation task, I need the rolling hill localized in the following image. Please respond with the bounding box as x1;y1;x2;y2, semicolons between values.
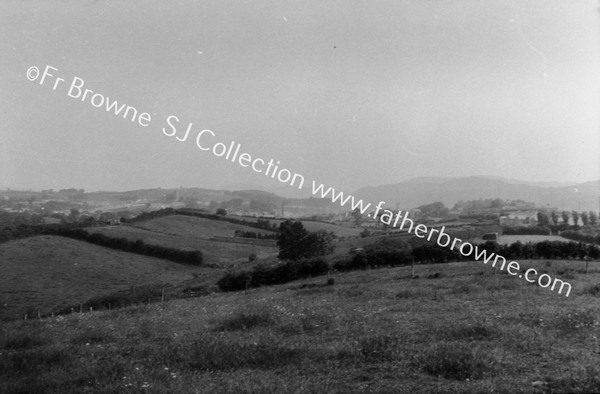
87;215;279;264
0;236;207;320
353;176;600;211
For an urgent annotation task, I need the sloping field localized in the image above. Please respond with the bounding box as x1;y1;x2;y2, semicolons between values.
133;215;276;239
231;216;363;237
87;225;278;264
0;236;210;320
2;259;600;393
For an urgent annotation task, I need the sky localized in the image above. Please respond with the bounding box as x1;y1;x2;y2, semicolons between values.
1;0;599;196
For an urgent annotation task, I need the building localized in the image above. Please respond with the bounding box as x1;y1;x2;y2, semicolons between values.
499;211;539;227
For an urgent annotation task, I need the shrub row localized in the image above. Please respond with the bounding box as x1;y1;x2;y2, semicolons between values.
173;208;280;232
233;230;278;240
561;230;600;245
48;228;203;265
0;221;93;244
502;226;551;235
217;258;328;291
334;239;600;272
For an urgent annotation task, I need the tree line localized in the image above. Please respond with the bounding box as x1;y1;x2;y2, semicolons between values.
233;230;278;240
538;210;598;228
48;227;203;265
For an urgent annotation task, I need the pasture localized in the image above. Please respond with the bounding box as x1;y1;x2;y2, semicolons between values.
132;214;277;239
2;258;599;393
0;236;208;320
87;224;278;265
231;216;363;238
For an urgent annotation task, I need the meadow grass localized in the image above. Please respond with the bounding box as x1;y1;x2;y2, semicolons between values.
88;225;277;264
1;259;600;393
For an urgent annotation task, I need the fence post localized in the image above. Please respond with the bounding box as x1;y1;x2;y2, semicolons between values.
161;287;165;303
37;310;41;319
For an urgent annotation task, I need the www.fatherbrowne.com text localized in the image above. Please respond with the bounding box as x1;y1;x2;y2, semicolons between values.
27;64;572;297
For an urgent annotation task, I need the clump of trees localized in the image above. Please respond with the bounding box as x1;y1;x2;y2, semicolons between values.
334;238;414;271
217;258;329;291
234;230;278;240
277;220;335;260
417;202;448;217
561;230;600;245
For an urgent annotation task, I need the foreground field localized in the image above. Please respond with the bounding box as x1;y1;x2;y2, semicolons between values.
2;259;599;393
0;236;212;320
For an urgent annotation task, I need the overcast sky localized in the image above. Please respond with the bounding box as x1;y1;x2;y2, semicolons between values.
1;1;598;195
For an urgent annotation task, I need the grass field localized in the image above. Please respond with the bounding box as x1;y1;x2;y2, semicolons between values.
133;215;277;239
231;216;363;238
87;224;278;265
2;258;599;393
0;236;214;320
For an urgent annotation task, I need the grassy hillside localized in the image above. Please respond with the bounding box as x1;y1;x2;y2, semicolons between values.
2;259;599;393
232;216;363;237
0;236;215;320
133;215;276;239
88;225;278;265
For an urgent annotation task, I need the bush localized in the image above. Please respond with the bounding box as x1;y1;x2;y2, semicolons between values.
502;226;550;235
585;283;600;296
217;258;329;291
217;271;252;292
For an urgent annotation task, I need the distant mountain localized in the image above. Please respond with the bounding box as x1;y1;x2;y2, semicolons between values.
353;176;600;212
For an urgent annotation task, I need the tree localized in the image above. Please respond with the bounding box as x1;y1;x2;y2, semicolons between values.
69;208;80;222
537;211;550;227
550;211;559;227
572;211;580;227
216;208;227;216
490;198;503;208
417;202;448;218
277;220;334;260
351;208;363;226
561;211;570;226
590;211;598;226
581;211;589;226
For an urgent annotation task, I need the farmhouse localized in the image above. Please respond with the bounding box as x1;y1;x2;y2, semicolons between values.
499;210;538;227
